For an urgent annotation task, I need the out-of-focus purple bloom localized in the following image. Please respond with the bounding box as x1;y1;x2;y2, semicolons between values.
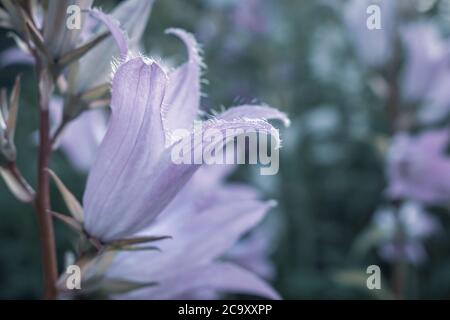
401;22;450;123
225;223;276;281
69;1;154;94
232;0;268;34
343;0;397;67
386;129;450;205
44;1;154;170
373;202;439;264
0;47;34;68
49;98;107;172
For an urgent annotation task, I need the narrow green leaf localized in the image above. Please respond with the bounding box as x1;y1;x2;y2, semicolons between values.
57;32;109;68
81;83;110;102
49;210;83;233
47;169;84;222
0;166;34;202
6;75;21;140
0;88;7;126
109;235;171;247
100;278;158;295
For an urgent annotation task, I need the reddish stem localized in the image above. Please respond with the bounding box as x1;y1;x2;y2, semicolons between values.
35;65;58;299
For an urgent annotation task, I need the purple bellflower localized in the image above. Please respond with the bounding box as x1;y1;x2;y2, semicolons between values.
386;129;450;205
53;11;288;298
343;0;397;68
372;202;440;265
401;22;450;123
81;25;288;241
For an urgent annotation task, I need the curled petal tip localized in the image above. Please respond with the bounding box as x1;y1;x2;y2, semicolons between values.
219;105;290;129
165;28;203;64
87;8;128;59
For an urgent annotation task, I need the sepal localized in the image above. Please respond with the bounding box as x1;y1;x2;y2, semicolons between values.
47;169;84;222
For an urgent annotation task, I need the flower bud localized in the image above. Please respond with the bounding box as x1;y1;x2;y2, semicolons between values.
0;76;34;202
0;126;16;165
0;77;19;165
42;0;93;60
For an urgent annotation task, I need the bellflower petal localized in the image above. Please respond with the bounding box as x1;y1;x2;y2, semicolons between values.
88;163;279;299
162;28;203;132
83;58;283;241
148;200;275;268
0;47;34;68
83;58;168;241
76;25;286;299
48;97;106;172
73;0;154;93
43;0;93;59
104;196;276;299
115;262;280;300
59;109;107;172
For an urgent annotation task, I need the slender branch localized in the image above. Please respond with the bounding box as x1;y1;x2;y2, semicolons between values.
35;64;58;299
50;118;68;148
10;3;59;299
383;37;407;299
391;213;406;300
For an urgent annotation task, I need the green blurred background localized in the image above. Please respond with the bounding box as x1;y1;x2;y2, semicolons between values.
1;0;450;299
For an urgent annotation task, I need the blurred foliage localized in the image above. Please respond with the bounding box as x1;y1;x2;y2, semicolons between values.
1;0;450;299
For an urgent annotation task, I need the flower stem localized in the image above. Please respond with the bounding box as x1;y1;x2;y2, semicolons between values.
35;65;58;299
392;258;406;300
50;117;68;148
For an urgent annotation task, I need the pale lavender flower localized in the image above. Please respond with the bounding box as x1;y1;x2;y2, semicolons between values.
232;0;268;34
44;1;154;169
225;223;276;281
65;22;288;299
0;47;34;68
386;129;450;205
82;27;288;241
43;0;93;59
343;0;397;67
49;97;107;172
0;0;154;96
373;202;439;265
400;22;450;123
